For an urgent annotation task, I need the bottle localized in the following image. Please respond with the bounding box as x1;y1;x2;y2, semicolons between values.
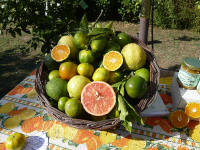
177;57;200;89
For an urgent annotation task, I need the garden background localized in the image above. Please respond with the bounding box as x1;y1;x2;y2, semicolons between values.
0;0;200;98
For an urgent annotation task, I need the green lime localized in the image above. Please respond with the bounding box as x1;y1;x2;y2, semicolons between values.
65;98;83;118
125;76;147;99
92;67;110;82
91;37;107;53
77;63;94;77
74;31;89;49
79;49;94;64
117;32;131;48
48;70;60;80
108;71;122;84
135;68;150;83
45;78;68;101
58;97;68;111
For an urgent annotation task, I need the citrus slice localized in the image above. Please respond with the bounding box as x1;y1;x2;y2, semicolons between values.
103;51;123;71
81;81;116;116
168;110;189;128
51;45;70;62
3;117;21;129
0;102;16;114
185;103;200;119
17;109;36;120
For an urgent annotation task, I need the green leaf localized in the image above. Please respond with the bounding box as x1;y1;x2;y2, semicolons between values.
122;120;132;133
118;94;132;133
119;81;126;96
118;94;128;121
123;98;144;125
80;14;88;31
90;34;106;41
88;28;111;36
79;0;88;10
105;21;113;29
112;81;123;89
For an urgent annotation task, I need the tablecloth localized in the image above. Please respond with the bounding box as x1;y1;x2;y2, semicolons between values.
0;70;200;150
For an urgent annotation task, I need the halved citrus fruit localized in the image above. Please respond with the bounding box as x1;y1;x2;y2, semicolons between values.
168;110;189;128
51;45;70;62
103;51;123;71
185;102;200;119
81;81;116;116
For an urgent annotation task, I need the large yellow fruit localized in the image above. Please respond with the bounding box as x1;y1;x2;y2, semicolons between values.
57;35;78;59
121;43;146;70
67;75;90;98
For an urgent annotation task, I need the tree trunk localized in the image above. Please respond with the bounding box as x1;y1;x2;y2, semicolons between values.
139;0;151;44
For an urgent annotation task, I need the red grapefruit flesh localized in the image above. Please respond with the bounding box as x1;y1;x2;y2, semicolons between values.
81;81;116;116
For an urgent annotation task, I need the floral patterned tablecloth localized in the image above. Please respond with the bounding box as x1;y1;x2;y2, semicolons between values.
0;70;200;150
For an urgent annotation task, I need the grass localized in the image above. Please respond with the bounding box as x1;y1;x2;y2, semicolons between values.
0;21;200;98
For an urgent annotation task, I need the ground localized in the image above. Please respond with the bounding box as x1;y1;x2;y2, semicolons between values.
0;21;200;98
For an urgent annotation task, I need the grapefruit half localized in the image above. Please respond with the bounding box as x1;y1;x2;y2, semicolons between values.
81;81;116;116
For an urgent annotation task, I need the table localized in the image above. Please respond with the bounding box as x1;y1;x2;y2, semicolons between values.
0;69;200;150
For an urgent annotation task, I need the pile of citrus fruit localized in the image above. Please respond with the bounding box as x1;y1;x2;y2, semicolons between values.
44;16;149;131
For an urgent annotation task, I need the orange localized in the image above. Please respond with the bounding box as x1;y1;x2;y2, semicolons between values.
59;62;77;80
125;75;147;99
74;31;89;49
103;51;123;71
79;49;94;64
65;98;83;118
185;102;200;119
58;97;68;112
92;67;110;82
168;110;189;128
51;45;70;62
48;70;60;80
77;63;94;77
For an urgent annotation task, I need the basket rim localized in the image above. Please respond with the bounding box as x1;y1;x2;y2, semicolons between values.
35;35;160;130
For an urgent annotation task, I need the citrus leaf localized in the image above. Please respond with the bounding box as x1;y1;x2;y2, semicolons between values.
79;0;88;10
112;81;123;89
80;14;88;31
105;21;113;29
90;34;106;41
119;81;126;96
122;120;132;133
118;94;128;121
88;28;111;36
123;98;144;125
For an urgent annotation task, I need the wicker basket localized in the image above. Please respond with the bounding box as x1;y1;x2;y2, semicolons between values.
35;36;160;130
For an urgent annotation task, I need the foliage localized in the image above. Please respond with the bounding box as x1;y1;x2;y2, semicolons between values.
85;0;120;21
0;0;84;53
118;0;142;23
153;0;200;31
